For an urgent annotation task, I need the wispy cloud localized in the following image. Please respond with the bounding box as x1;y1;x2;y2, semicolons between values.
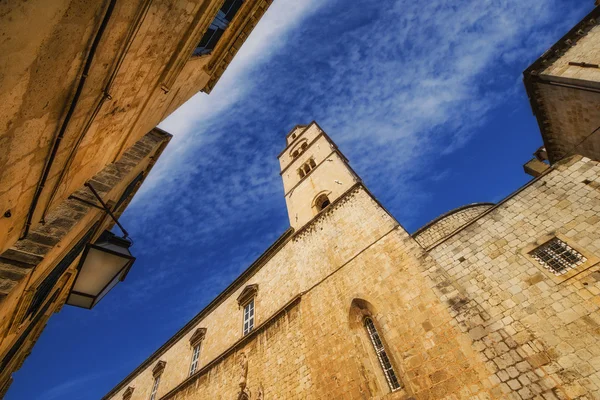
119;0;590;310
37;371;115;400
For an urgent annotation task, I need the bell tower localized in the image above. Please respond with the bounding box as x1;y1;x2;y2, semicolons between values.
278;122;360;230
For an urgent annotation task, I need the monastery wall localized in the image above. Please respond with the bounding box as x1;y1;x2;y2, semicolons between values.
426;156;600;399
105;186;494;400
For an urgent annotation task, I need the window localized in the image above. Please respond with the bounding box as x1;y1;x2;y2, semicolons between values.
193;0;244;56
315;194;330;212
301;142;308;151
292;150;299;158
530;238;587;275
123;387;134;400
297;158;317;179
150;375;160;400
243;299;255;335
364;318;401;392
150;361;165;400
189;343;201;376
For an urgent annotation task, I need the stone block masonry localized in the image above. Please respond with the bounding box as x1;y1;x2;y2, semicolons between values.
426;155;600;399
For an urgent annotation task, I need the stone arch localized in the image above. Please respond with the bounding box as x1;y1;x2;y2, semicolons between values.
312;191;332;214
289;138;308;159
348;298;405;395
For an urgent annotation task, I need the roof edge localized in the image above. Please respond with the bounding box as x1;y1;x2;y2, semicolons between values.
412;203;495;237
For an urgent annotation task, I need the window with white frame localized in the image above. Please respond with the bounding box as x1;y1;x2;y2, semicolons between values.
189;343;201;376
149;375;161;400
364;317;401;392
530;238;587;275
243;299;255;335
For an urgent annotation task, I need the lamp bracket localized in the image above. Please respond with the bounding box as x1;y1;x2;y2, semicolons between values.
70;182;130;238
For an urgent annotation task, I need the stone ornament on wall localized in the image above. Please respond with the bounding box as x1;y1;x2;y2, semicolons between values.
236;285;258;307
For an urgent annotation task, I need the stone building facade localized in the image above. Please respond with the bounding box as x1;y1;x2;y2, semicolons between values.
103;6;600;399
0;0;272;396
103;121;600;400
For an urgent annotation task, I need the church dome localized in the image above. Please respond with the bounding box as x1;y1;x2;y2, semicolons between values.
412;203;494;248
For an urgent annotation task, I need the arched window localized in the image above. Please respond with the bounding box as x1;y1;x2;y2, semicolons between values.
301;142;308;151
315;194;330;212
364;318;401;391
292;150;299;158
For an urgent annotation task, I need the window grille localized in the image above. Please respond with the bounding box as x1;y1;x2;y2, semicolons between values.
150;375;161;400
530;238;586;275
364;318;401;392
243;299;255;335
189;344;201;376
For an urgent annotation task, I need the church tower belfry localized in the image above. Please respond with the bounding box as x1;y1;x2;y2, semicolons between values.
278;122;360;230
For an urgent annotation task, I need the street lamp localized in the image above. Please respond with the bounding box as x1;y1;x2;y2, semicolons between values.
66;182;136;309
66;230;135;309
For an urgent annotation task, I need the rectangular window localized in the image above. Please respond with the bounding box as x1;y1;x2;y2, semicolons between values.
149;376;160;400
530;238;587;275
189;344;201;376
193;0;244;56
243;299;255;335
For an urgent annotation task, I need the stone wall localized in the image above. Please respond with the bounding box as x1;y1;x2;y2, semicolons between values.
0;128;171;395
426;155;600;399
413;203;494;249
524;7;600;163
104;185;493;400
0;0;273;254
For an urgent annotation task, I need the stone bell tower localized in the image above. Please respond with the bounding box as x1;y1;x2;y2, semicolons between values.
278;122;360;229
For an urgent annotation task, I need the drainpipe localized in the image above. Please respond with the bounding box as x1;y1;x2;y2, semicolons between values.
20;0;117;239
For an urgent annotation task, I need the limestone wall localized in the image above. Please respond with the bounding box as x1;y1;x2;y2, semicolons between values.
426;156;600;399
0;128;171;393
104;185;494;400
0;0;272;254
524;9;600;163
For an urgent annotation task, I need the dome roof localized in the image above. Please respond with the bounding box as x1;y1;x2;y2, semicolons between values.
412;203;494;248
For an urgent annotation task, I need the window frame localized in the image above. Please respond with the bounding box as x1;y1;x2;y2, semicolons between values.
522;233;598;282
149;375;160;400
364;317;401;392
242;298;255;336
189;343;201;376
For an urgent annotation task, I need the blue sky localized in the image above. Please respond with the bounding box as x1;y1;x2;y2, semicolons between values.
7;1;595;399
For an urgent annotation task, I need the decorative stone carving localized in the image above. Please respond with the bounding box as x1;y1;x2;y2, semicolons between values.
236;284;258;307
238;352;248;391
189;327;207;346
152;360;166;378
122;386;134;400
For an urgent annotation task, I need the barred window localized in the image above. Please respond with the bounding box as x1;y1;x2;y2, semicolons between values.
530;238;586;275
149;375;160;400
189;343;201;376
243;299;255;335
364;318;401;392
